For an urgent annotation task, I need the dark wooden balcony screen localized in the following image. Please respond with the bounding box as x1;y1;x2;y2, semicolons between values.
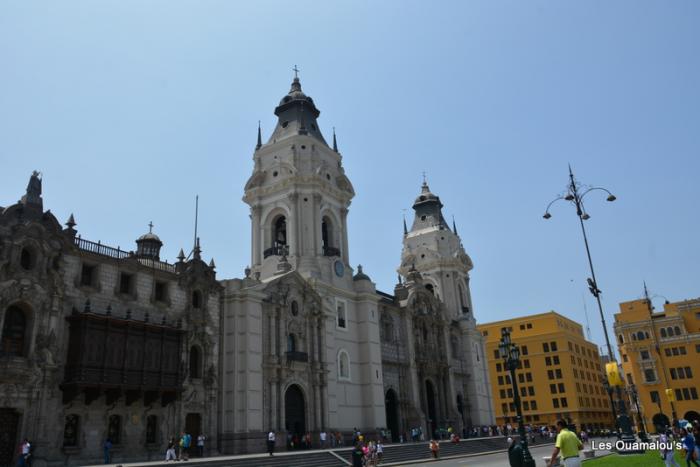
63;313;183;391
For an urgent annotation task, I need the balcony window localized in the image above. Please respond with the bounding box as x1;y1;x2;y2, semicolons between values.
644;369;656;383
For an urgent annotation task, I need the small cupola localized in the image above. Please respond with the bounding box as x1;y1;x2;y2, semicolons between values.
135;222;163;260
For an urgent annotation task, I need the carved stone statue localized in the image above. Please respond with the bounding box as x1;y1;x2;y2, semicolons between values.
21;171;43;207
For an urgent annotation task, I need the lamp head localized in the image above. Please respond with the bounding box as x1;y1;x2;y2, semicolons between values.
543;212;551;220
564;194;574;201
606;194;616;202
581;213;590;220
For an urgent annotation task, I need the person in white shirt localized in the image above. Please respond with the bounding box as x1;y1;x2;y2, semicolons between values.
196;434;206;457
267;430;276;456
320;431;327;448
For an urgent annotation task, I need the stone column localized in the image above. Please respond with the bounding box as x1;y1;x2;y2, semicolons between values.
340;207;349;265
289;193;299;257
251;205;262;267
312;194;322;256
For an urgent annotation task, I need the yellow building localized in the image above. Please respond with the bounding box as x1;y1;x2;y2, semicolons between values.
478;311;614;430
614;297;700;430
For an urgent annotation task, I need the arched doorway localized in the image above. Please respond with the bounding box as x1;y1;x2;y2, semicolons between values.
385;389;400;442
425;380;437;438
457;394;465;427
285;385;306;447
652;413;671;432
684;411;700;424
0;409;20;466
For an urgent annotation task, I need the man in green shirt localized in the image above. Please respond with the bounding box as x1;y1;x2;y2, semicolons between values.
548;420;583;467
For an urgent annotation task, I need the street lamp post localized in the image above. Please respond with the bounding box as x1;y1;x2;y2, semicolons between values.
544;166;636;443
499;327;536;467
628;384;649;441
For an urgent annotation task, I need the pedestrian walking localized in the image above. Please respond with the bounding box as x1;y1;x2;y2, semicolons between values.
681;427;700;467
103;438;112;464
179;432;191;461
548;419;583;467
16;439;31;467
267;430;276;456
660;430;680;467
507;437;524;467
320;430;327;448
196;434;205;457
165;437;177;461
351;443;364;467
429;439;439;459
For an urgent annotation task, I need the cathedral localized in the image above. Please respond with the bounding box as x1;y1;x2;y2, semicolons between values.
0;76;493;466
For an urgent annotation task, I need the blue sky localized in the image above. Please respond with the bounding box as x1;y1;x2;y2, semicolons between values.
1;1;698;353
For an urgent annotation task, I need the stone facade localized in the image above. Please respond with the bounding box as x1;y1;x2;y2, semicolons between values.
217;77;494;453
0;173;221;466
0;77;494;465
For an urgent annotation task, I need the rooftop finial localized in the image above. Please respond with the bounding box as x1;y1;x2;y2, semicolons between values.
256;120;262;150
65;213;76;229
293;64;300;79
452;215;458;235
332;127;338;152
403;212;408;235
148;221;154;233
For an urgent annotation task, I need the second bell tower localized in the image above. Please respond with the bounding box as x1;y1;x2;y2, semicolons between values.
243;75;355;284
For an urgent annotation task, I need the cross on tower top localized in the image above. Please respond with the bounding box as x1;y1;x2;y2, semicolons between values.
293;65;300;79
148;221;154;233
422;171;428;185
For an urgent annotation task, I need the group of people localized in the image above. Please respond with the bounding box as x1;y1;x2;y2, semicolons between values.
350;437;385;467
660;422;700;467
164;432;206;462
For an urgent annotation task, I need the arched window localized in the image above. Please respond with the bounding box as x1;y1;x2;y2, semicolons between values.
618;334;625;344
660;328;667;338
287;334;296;353
322;216;339;256
108;415;121;444
273;216;287;247
1;306;27;357
322;216;332;248
20;247;35;270
636;331;645;341
338;350;350;381
425;284;434;295
189;346;201;379
192;290;202;309
673;326;681;336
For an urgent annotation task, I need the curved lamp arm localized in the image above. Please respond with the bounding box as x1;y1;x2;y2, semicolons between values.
581;187;617;202
542;196;565;219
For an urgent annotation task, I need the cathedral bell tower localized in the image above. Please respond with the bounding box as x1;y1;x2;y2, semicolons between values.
243;74;355;284
399;180;475;324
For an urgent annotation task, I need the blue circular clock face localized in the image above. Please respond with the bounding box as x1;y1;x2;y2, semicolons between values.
334;260;345;277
